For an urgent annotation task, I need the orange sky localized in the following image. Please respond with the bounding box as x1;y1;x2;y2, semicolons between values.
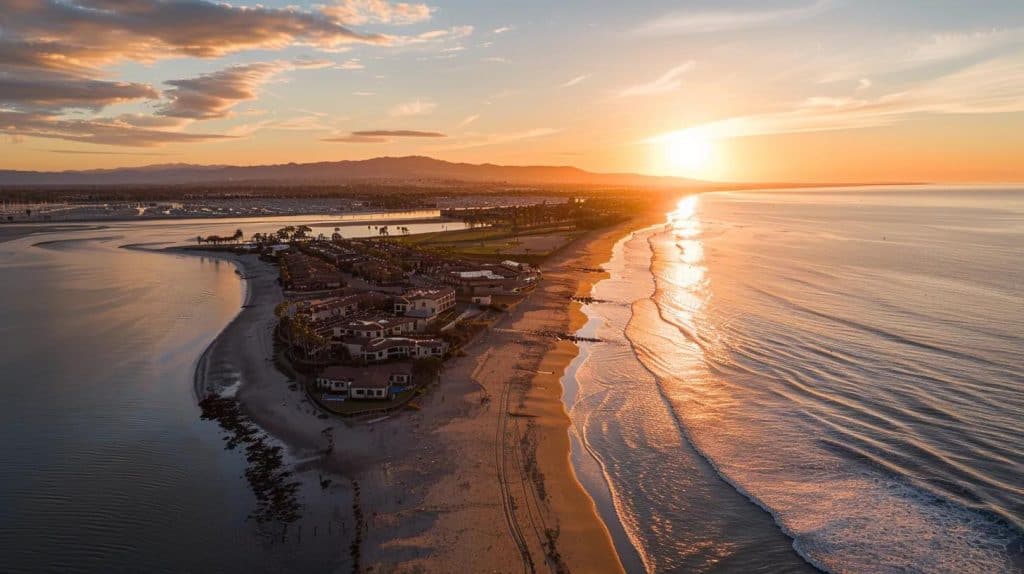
2;1;1023;183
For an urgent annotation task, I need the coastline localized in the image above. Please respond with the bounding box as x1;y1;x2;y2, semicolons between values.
182;213;663;572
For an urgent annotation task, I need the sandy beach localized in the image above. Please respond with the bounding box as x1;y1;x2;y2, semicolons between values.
191;212;663;573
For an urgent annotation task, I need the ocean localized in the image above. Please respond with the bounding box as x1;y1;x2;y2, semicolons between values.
566;186;1024;573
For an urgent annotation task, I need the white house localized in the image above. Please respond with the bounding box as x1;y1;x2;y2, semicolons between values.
315;364;412;400
332;316;417;339
307;295;360;322
394;288;456;321
343;337;448;362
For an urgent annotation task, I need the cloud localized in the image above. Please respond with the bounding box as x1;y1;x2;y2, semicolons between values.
0;40;100;75
635;0;831;36
392;25;474;46
654;56;1024;142
815;28;1024;85
352;130;446;137
0;1;449;148
493;26;513;34
0;0;387;65
158;63;289;119
458;114;480;128
323;0;433;26
323;129;446;143
323;134;389;143
0;76;157;111
338;59;365;70
0;111;232;147
42;148;176;156
353;91;376;96
618;62;694;97
390;99;437;117
906;28;1024;65
561;74;590;88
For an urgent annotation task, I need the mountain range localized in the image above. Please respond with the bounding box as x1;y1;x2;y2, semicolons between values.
0;156;699;187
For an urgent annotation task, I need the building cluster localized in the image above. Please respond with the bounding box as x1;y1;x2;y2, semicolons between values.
443;261;539;297
274;236;540;404
279;252;345;291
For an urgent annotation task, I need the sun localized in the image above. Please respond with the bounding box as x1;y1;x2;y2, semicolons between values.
662;130;714;176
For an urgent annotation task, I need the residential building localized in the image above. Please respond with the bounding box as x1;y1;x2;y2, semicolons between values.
315;364;412;400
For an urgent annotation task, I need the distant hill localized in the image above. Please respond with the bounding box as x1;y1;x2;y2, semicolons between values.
0;156;700;188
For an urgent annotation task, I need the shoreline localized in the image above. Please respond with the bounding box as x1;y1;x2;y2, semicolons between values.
0;211;455;246
181;214;661;572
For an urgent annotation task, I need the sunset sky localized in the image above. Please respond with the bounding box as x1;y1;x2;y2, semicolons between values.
1;0;1022;182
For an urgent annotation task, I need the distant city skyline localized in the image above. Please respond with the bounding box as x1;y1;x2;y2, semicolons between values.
1;0;1022;182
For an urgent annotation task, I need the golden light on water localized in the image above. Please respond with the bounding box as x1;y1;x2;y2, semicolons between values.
669;195;700;238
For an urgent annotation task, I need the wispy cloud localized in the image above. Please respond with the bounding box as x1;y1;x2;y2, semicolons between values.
390;99;437;116
493;26;514;34
393;25;474;46
42;148;176;156
353;130;445;137
618;62;694;97
657;56;1024;141
458;114;480;128
158;60;331;120
338;59;365;70
906;28;1024;64
561;74;590;88
816;27;1024;85
635;0;831;36
158;62;288;120
323;0;434;26
324;129;446;143
0;110;231;147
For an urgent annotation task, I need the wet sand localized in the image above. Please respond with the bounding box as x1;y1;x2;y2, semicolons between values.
190;214;660;572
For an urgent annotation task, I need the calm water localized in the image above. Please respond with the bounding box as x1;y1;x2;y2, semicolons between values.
567;187;1024;573
0;213;466;572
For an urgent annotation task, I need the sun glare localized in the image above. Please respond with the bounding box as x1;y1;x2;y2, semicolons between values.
652;129;721;178
664;131;713;175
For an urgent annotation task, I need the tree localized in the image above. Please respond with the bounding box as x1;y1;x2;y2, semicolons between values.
196;235;204;245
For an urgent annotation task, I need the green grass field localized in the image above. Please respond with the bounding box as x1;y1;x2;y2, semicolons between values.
393;223;582;260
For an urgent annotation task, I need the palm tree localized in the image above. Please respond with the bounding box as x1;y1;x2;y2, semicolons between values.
196;235;204;245
232;229;243;243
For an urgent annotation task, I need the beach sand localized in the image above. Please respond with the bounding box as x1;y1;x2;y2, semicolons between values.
192;213;663;573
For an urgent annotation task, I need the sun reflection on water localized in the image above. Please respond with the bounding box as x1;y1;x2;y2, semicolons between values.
666;195;706;295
